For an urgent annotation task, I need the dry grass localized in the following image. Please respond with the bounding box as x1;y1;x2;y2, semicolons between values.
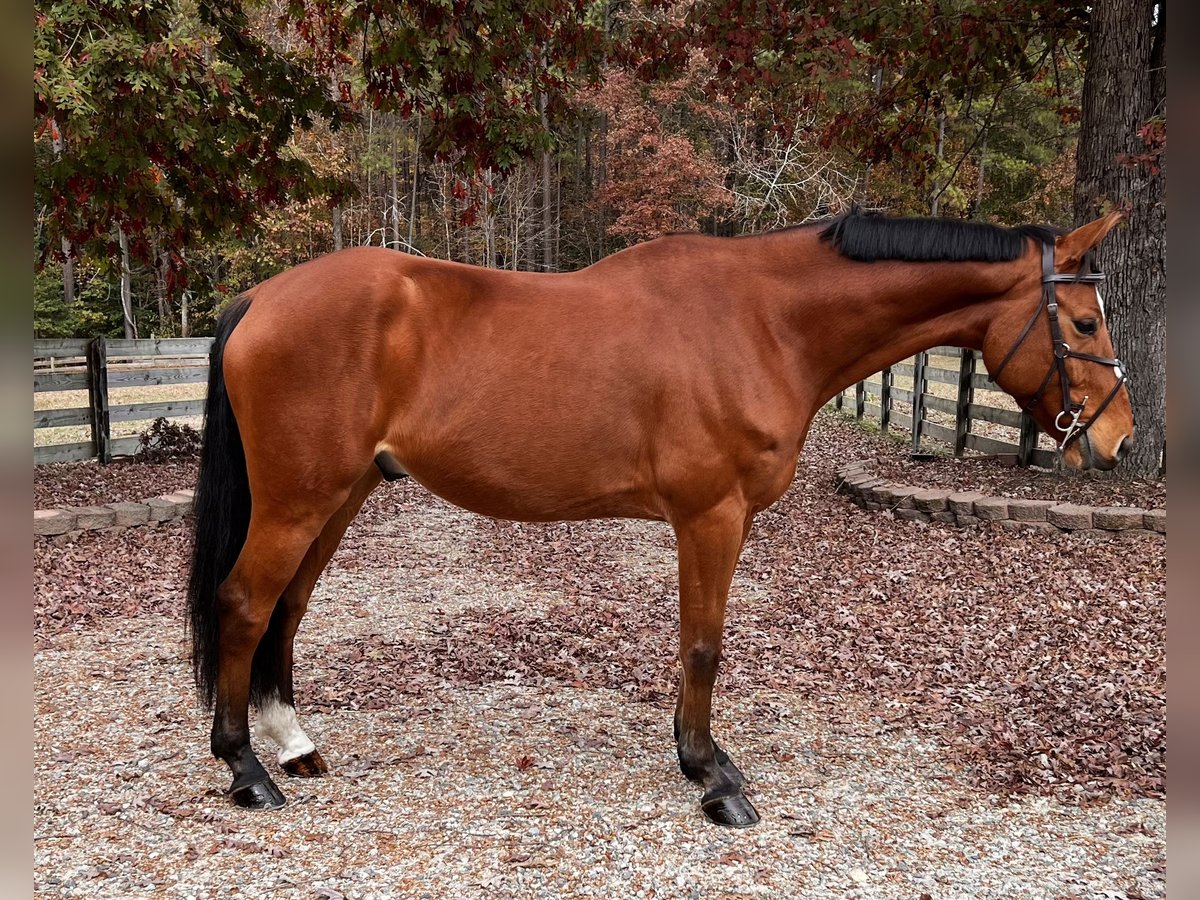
34;384;206;447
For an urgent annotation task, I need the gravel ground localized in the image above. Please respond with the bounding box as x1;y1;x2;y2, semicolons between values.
34;411;1165;898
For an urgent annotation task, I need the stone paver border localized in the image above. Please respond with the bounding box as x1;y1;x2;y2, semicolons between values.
34;489;194;539
834;461;1165;536
34;468;1167;540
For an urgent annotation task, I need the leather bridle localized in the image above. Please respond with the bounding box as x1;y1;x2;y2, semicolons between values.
989;242;1128;452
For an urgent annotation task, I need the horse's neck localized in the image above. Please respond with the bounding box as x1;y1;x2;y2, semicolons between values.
765;243;1025;404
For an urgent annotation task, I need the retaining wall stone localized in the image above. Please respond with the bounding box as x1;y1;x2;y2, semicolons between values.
973;497;1009;521
70;505;116;530
913;489;953;513
36;487;195;539
34;509;76;536
1006;499;1057;522
1047;504;1093;530
108;501;151;527
947;492;985;516
833;461;1162;538
1092;507;1146;531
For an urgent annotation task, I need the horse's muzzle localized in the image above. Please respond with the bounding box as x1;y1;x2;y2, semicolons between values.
1077;432;1132;471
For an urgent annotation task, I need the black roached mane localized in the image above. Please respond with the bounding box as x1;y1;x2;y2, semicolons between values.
819;209;1060;263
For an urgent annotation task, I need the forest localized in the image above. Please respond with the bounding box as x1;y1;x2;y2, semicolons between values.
34;0;1166;473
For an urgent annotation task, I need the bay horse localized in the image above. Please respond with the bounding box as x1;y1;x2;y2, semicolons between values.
188;210;1132;828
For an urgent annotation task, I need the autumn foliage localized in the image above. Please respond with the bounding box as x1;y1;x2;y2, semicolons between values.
34;0;1163;349
588;68;730;241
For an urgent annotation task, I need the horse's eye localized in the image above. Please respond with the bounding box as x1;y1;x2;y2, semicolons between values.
1075;319;1098;335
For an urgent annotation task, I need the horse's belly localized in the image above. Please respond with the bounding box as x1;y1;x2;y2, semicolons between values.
387;440;662;523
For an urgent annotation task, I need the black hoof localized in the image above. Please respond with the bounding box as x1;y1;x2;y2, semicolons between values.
700;789;760;828
230;777;286;810
282;750;329;778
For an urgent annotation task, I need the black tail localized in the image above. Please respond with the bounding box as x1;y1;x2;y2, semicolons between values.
188;295;253;707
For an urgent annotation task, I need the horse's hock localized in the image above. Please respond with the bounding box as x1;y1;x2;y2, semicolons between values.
834;461;1165;536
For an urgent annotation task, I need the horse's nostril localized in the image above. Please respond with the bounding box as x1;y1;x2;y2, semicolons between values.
1116;436;1132;461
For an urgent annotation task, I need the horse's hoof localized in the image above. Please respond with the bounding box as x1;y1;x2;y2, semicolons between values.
700;790;760;828
230;777;286;810
282;750;328;778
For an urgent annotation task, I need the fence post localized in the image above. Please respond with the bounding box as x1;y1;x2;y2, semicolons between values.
880;367;892;431
854;380;866;420
1017;413;1039;467
910;351;927;455
87;337;111;463
954;348;975;457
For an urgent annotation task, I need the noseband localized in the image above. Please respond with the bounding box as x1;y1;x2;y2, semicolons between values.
989;242;1128;452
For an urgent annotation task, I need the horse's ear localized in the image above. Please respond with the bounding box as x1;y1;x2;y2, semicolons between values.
1055;211;1124;270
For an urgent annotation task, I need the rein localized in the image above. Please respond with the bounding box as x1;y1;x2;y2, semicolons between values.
989;242;1128;452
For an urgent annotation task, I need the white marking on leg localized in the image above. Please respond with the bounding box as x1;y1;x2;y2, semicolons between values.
255;695;316;764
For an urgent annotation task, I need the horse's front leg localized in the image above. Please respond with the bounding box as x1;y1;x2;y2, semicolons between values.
671;501;759;828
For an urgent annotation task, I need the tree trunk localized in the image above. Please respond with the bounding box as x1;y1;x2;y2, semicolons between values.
366;107;375;244
483;169;497;268
409;114;421;252
539;80;555;272
970;132;988;218
1073;0;1166;478
61;239;75;306
555;154;562;266
443;170;452;260
50;121;75;305
930;111;946;216
390;124;401;250
117;227;137;339
155;245;171;334
332;205;343;251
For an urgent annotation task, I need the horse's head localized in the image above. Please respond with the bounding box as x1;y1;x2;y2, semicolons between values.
983;212;1133;471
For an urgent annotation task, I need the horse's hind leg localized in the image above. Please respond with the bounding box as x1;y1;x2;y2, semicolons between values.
210;503;344;810
672;501;760;828
252;469;382;778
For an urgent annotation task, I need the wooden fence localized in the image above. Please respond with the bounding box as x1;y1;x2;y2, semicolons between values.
827;345;1057;469
35;338;1053;468
34;337;214;464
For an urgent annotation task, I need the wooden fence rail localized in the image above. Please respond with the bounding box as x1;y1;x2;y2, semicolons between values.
827;345;1058;469
35;339;1053;468
34;337;214;464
